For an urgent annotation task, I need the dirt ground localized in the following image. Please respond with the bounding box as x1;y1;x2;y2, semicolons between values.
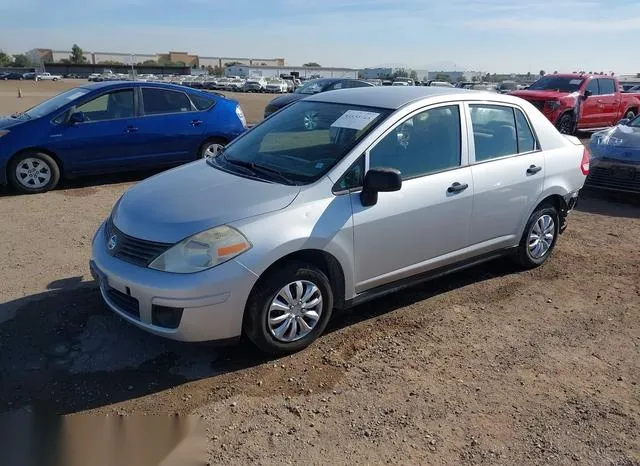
0;80;639;465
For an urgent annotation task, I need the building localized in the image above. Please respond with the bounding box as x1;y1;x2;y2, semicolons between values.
225;64;359;79
360;67;395;79
199;56;285;69
93;51;156;65
425;70;483;82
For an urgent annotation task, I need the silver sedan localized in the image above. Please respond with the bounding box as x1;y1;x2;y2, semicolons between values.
91;87;588;354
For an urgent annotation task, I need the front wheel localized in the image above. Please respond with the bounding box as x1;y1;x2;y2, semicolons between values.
244;262;334;355
198;137;227;159
513;205;559;268
625;110;636;121
556;113;575;135
8;151;61;194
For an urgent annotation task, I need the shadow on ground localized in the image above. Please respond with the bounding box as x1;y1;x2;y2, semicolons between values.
577;189;640;219
0;258;517;415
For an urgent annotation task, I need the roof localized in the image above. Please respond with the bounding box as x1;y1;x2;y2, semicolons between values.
79;81;203;92
305;86;474;109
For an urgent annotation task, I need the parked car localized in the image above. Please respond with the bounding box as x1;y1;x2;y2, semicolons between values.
392;77;415;86
265;78;289;94
90;86;587;355
621;81;640;92
224;78;246;92
264;78;373;118
35;72;62;81
497;80;518;94
0;81;248;194
88;73;101;82
212;78;230;90
2;72;26;80
624;84;640;94
22;72;36;80
244;77;268;92
586;116;640;193
426;81;455;88
509;74;640;135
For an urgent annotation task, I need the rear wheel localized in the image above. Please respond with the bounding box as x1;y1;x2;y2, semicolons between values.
513;205;559;268
625;110;636;121
556;113;575;135
244;262;334;355
198;137;227;159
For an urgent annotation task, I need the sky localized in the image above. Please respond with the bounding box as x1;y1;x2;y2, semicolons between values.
0;0;637;74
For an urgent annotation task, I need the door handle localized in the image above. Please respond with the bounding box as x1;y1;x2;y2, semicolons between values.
125;126;138;133
527;165;542;175
447;182;469;194
190;120;203;127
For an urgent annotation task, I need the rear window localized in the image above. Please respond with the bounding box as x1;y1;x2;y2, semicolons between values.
189;93;215;111
598;79;616;95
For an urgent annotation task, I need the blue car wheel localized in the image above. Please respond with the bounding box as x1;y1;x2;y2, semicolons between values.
9;151;61;194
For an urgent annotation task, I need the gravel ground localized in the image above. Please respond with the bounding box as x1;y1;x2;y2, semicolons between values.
0;80;639;465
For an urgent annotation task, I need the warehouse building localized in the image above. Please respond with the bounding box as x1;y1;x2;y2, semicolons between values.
200;57;285;68
225;64;359;79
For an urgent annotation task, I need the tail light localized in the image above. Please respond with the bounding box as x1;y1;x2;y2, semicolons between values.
580;147;590;175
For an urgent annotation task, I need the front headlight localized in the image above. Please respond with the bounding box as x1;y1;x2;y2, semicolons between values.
149;225;251;273
545;101;560;111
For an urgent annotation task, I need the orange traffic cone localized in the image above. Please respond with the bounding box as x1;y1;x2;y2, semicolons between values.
17;87;22;98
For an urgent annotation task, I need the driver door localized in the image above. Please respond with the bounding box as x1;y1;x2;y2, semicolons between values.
350;103;474;293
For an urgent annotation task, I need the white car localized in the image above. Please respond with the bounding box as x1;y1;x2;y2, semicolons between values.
224;78;246;92
244;77;268;92
35;72;62;81
265;79;289;93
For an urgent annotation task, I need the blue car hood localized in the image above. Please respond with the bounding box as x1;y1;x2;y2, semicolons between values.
590;125;640;163
0;115;27;130
113;160;300;243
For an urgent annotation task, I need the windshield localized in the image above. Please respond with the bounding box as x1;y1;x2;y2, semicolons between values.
24;88;90;119
528;76;584;93
295;79;332;95
216;101;389;184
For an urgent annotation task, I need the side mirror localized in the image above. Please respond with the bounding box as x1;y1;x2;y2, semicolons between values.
69;112;86;124
583;90;593;98
618;118;630;126
360;168;402;207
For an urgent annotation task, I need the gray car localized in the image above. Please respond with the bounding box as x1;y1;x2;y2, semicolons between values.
91;87;588;354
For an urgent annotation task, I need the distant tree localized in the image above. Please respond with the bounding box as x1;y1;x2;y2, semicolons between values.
70;44;87;64
59;58;71;64
409;70;418;81
213;65;224;76
173;61;186;67
303;62;321;67
0;50;12;67
224;61;242;67
393;68;409;78
539;70;546;76
99;60;124;65
471;75;479;82
260;62;267;66
456;75;465;83
588;71;592;74
526;71;531;78
553;70;558;74
12;54;31;67
484;73;492;82
141;59;157;65
435;73;451;81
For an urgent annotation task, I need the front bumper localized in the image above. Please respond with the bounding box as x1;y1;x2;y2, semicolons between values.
585;159;640;193
90;221;258;342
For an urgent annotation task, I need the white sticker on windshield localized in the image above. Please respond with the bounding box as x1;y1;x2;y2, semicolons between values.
331;110;380;130
569;79;582;85
66;92;86;100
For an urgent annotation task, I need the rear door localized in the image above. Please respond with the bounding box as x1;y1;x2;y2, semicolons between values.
135;87;207;166
466;102;545;250
47;87;139;173
597;78;619;126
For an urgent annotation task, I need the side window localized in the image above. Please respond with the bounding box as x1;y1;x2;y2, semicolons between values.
75;89;134;121
142;88;193;115
347;80;370;88
189;93;215;111
333;156;365;192
515;109;536;153
329;82;344;90
369;105;461;179
598;79;615;95
469;104;517;161
586;79;599;95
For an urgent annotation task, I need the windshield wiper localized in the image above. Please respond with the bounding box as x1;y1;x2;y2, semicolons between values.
222;153;296;185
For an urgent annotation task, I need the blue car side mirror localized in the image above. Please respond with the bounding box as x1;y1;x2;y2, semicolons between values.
69;112;86;124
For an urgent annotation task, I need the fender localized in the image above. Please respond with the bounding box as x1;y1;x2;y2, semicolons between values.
516;186;571;239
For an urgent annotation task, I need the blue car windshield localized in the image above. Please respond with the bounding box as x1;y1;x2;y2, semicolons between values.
295;79;333;95
628;116;640;127
24;88;90;119
217;101;389;184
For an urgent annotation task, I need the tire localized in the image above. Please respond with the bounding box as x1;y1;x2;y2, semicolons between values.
8;151;60;194
513;205;559;268
198;137;227;159
624;110;636;120
555;113;575;135
244;262;334;355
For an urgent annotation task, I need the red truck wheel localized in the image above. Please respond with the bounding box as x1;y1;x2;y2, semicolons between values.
556;113;575;135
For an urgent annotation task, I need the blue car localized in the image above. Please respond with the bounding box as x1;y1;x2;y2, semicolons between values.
0;82;248;193
587;116;640;193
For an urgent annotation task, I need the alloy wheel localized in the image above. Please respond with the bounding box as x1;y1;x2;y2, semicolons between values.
268;280;323;342
528;214;555;259
202;143;224;159
16;158;52;189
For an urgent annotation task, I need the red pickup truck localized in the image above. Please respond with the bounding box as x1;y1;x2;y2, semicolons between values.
510;74;640;134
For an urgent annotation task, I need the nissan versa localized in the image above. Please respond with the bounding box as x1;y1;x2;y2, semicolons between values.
0;82;247;194
91;87;588;355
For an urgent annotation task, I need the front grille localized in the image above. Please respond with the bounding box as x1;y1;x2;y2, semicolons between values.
105;218;172;267
586;165;640;193
106;286;140;319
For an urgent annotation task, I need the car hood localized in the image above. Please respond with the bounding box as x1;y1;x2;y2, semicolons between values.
590;125;640;162
112;161;301;243
0;115;27;130
267;93;305;109
510;90;571;100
